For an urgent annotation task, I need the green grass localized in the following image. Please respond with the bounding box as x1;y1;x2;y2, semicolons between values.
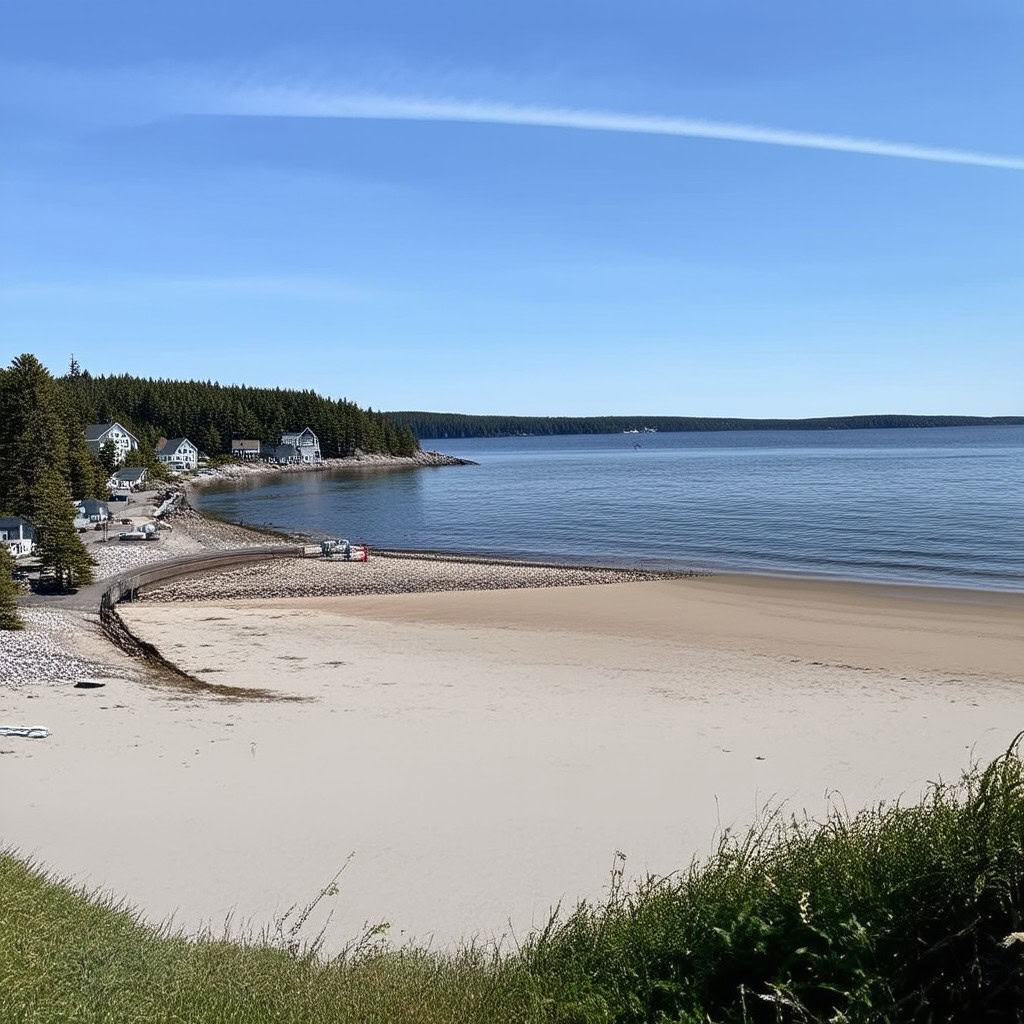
5;742;1024;1023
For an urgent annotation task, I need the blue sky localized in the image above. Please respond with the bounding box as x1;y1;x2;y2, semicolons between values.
2;1;1022;416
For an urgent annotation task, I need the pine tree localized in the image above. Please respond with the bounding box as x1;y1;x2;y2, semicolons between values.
34;469;94;590
56;377;103;500
0;354;70;516
199;424;223;456
67;439;103;500
98;438;119;476
0;545;23;630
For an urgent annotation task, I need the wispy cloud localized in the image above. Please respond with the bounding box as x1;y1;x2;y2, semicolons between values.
6;59;1022;172
210;87;1024;172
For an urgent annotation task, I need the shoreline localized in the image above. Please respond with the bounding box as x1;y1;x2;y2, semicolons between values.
184;449;476;491
135;546;1024;611
10;487;1020;693
132;565;1024;681
188;478;1023;597
370;548;1024;597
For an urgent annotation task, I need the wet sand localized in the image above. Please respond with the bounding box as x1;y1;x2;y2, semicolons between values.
2;573;1022;947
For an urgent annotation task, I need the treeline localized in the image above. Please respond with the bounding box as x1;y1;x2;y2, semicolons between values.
387;411;1024;440
64;366;419;458
0;355;100;590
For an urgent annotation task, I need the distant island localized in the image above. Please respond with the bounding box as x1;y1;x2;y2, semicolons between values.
385;411;1024;440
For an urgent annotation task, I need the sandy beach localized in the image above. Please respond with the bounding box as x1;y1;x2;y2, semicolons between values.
2;569;1022;948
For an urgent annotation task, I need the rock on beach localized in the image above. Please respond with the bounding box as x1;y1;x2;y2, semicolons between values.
0;610;115;689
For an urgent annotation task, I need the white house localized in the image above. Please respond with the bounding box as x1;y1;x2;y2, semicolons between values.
156;437;198;472
84;422;139;465
0;517;36;558
280;428;321;464
109;467;147;492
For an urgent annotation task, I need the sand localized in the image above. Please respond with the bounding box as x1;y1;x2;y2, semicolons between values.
2;573;1022;948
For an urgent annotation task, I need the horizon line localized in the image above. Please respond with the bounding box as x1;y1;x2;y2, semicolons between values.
385;411;1023;422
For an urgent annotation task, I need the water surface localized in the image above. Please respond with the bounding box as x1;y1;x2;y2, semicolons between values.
196;426;1024;590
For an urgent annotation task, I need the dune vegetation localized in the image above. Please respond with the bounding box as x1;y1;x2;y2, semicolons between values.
4;743;1024;1023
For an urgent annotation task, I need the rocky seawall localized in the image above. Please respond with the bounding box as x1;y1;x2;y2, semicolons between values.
186;449;475;489
140;555;677;602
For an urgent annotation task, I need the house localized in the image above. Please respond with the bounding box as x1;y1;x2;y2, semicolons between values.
84;422;140;465
231;439;261;460
156;437;198;472
0;517;35;558
272;443;300;465
75;499;110;523
109;467;148;491
280;428;321;464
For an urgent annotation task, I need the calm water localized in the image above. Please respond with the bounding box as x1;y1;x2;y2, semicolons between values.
197;426;1024;590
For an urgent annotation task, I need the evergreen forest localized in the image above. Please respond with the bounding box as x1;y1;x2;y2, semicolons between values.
387;411;1024;440
63;363;419;459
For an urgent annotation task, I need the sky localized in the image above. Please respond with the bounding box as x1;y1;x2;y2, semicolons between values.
2;1;1023;417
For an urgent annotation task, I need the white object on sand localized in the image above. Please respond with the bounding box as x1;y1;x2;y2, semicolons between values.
0;726;49;739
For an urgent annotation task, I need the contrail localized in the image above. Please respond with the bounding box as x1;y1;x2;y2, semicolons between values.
216;88;1024;171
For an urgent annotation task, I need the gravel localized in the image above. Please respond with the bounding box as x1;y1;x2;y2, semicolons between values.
90;533;206;580
0;610;118;688
163;503;290;548
89;502;285;581
141;555;674;602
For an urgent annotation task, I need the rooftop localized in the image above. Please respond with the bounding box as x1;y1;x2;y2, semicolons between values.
84;422;138;442
160;438;192;454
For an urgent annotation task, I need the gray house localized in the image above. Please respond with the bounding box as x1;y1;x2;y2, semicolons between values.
0;517;36;558
280;428;321;464
76;499;110;522
272;443;300;465
109;467;148;491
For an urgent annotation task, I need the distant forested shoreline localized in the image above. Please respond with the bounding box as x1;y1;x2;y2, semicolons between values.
386;411;1024;440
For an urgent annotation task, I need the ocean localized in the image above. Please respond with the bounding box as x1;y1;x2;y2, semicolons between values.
195;425;1024;590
